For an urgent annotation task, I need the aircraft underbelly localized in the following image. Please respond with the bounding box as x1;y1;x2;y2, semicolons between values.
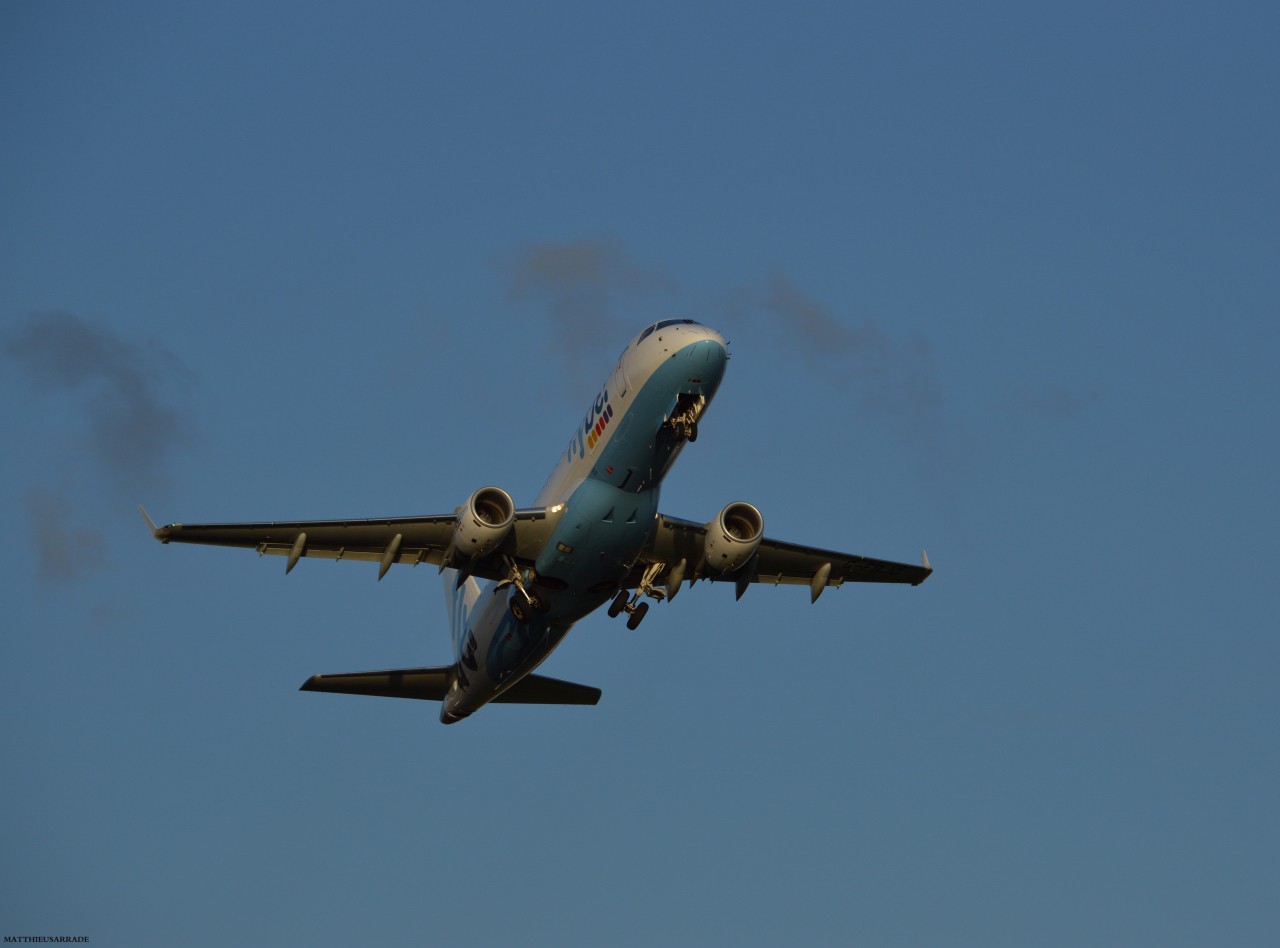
536;479;659;594
448;480;658;717
446;590;565;716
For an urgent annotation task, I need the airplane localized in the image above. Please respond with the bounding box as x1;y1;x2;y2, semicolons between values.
143;319;931;723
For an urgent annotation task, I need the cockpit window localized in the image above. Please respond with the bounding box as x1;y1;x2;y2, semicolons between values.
638;319;697;344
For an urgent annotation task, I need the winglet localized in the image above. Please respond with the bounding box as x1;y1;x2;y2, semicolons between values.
139;505;169;542
922;549;931;572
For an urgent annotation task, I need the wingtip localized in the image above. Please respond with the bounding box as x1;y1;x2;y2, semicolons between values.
139;505;168;541
914;549;932;585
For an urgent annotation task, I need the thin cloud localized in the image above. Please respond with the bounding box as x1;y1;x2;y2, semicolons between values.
724;272;944;427
758;274;887;354
505;237;674;377
3;311;187;495
25;486;106;582
4;312;189;583
1005;381;1100;421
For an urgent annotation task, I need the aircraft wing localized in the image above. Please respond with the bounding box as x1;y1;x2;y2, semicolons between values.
636;513;932;599
140;506;561;581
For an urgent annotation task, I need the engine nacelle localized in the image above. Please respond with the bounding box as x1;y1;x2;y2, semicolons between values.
702;502;764;575
454;486;516;560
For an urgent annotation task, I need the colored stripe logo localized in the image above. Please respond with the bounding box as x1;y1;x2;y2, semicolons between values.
587;403;614;450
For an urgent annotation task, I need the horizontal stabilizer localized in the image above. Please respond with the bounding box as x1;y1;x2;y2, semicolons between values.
300;666;451;701
300;666;601;706
492;674;601;706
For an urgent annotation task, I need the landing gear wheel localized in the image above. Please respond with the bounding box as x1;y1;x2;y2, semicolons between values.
687;422;698;443
509;593;536;623
608;590;629;618
626;601;649;630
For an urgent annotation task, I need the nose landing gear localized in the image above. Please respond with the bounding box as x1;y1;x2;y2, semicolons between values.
664;394;706;442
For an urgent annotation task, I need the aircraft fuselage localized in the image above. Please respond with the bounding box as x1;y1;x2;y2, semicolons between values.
439;321;728;722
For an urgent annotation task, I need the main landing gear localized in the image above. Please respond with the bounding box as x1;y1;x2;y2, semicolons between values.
609;562;669;630
509;590;546;623
498;557;548;623
608;590;650;630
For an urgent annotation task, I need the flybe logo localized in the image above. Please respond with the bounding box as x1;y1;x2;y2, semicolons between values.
566;386;614;461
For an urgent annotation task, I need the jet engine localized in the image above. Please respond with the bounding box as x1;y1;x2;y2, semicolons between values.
454;486;516;560
702;502;764;575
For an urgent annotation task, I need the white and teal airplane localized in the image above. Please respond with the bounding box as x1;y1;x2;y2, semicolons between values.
144;319;931;723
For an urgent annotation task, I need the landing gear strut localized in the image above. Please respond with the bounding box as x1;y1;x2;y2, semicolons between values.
498;557;546;622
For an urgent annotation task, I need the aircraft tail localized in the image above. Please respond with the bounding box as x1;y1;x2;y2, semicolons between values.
300;666;601;706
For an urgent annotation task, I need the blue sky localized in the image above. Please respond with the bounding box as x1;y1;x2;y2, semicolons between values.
2;2;1277;944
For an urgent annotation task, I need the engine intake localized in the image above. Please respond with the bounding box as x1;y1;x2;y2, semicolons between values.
703;502;764;575
455;486;516;559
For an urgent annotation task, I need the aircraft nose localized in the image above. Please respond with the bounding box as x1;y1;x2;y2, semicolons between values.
691;336;727;365
696;325;728;352
680;337;728;389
